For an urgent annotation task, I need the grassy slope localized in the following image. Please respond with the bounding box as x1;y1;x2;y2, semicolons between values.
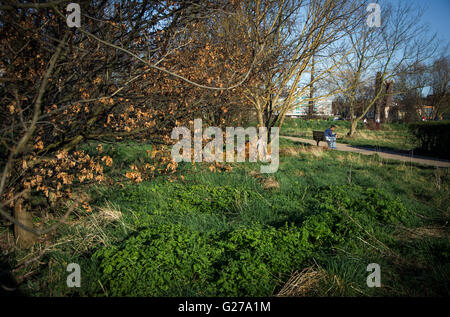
4;138;449;297
282;118;415;152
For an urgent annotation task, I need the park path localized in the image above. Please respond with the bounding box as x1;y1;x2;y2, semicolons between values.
281;135;450;168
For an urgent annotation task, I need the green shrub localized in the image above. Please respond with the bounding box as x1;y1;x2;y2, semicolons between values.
90;185;407;297
98;182;259;221
309;185;406;221
301;185;407;246
92;223;311;296
92;224;223;296
409;121;450;158
170;184;258;214
216;224;311;296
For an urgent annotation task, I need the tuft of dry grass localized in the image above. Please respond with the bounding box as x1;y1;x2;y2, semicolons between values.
277;266;328;297
261;177;280;190
1;201;129;294
298;145;325;158
67;201;127;253
97;201;123;222
294;170;305;177
249;170;280;190
249;170;259;177
397;226;448;242
354;131;381;141
334;153;364;166
279;146;300;157
334;152;385;167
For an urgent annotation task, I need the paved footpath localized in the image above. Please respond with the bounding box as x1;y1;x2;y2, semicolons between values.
281;136;450;168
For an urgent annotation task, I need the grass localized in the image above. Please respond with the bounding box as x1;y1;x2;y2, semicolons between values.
281;118;416;152
1;137;448;297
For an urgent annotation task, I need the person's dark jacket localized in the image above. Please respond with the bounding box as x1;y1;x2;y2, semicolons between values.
324;128;336;138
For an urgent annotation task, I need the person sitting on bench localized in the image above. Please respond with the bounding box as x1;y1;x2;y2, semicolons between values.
324;125;337;150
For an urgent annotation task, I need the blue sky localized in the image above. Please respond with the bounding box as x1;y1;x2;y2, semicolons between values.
409;0;450;45
409;0;449;95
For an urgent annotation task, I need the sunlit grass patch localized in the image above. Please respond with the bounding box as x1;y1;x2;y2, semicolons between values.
7;137;450;297
282;118;414;151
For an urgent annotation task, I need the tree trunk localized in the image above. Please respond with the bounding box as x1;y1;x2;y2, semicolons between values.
375;72;383;123
384;80;393;123
308;53;315;118
347;99;357;137
14;194;35;249
348;119;358;137
256;104;265;128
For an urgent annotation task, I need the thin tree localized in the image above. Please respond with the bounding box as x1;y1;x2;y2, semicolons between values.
326;0;438;136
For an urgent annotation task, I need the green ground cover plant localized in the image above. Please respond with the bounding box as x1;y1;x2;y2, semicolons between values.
3;138;448;297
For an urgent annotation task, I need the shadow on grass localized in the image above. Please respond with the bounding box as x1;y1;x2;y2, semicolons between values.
344;144;450;164
0;254;24;296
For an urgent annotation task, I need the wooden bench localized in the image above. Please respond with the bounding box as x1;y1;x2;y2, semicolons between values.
312;130;326;146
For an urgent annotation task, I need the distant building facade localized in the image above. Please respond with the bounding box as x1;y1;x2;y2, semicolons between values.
282;87;332;117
